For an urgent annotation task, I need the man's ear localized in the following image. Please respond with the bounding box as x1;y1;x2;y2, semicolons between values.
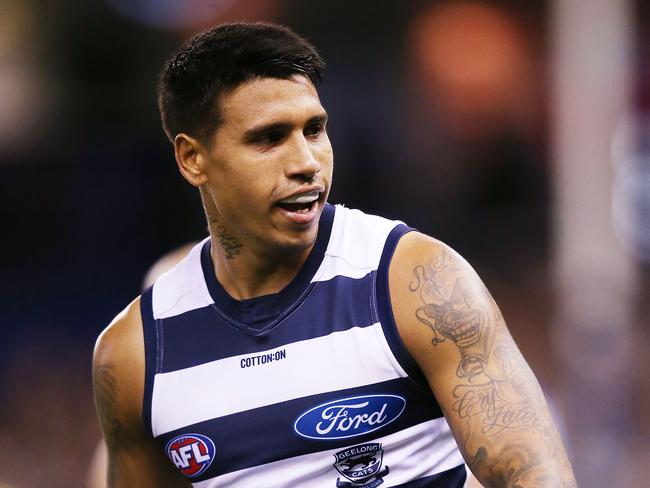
174;133;209;187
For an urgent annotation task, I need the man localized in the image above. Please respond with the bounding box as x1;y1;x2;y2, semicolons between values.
93;22;576;487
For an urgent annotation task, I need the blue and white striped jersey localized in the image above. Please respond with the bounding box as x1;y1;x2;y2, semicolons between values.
140;204;468;487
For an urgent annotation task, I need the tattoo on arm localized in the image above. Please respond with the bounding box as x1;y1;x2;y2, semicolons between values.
409;250;576;487
409;251;497;380
94;359;188;486
93;362;122;485
94;363;122;442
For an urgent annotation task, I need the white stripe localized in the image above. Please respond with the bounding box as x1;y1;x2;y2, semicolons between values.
151;323;406;435
193;418;465;488
312;206;403;283
152;237;214;319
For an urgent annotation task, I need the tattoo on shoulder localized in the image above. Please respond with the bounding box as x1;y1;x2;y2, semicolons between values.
409;250;496;379
409;251;541;434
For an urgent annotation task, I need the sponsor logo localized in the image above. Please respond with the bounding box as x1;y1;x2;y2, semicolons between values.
165;433;215;478
333;442;389;487
240;349;287;368
294;394;406;440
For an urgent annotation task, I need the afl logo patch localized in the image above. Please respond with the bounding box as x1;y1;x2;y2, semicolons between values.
165;433;215;478
294;394;406;440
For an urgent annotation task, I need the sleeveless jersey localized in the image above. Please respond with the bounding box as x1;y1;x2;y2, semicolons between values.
140;204;468;487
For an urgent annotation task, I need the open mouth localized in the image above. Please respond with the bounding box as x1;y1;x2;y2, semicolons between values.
276;199;318;214
276;190;321;212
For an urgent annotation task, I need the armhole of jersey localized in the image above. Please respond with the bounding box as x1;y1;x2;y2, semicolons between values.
375;225;430;387
140;286;157;437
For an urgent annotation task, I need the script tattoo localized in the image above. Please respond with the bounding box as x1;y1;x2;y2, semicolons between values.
208;214;243;260
409;250;576;486
216;225;243;259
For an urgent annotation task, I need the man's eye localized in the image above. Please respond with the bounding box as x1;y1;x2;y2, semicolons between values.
305;124;324;137
255;131;284;145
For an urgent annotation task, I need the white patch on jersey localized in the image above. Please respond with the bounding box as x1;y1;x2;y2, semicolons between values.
152;237;214;320
312;206;405;283
151;323;406;436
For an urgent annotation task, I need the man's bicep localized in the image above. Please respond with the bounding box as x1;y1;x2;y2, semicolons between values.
92;300;191;487
389;233;575;487
93;316;142;485
93;353;123;454
93;355;180;486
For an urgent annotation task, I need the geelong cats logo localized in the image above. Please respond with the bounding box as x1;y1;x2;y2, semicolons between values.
165;433;215;478
333;442;389;487
294;395;406;440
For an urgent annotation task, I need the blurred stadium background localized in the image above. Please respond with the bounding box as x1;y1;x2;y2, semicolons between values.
1;0;649;486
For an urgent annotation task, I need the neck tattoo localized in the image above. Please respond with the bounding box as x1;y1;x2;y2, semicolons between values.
216;225;243;259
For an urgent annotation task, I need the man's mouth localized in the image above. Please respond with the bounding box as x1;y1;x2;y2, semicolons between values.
275;186;325;228
276;190;320;214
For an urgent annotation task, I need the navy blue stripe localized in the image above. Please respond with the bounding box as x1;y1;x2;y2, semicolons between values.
155;377;443;481
392;464;467;487
375;226;430;388
140;286;157;437
159;272;375;373
200;203;336;335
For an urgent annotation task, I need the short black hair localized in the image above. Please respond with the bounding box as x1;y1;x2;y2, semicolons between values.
158;22;325;144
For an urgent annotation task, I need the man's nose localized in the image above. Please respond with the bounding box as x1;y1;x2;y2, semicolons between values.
284;133;321;180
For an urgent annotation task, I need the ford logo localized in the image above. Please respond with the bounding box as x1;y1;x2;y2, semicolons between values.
294;394;406;440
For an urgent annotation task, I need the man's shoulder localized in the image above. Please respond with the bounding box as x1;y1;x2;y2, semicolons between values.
94;297;144;369
388;231;479;297
392;231;452;263
387;231;452;295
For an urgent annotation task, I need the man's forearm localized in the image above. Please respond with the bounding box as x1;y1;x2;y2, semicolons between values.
453;330;577;488
454;318;577;487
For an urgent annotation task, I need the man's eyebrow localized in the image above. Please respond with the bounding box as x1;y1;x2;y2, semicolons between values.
242;112;329;142
242;122;291;142
307;113;328;126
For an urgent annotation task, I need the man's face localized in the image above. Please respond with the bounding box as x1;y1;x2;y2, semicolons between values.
201;75;333;256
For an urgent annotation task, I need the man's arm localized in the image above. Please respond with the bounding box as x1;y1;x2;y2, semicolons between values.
92;297;190;487
389;232;576;487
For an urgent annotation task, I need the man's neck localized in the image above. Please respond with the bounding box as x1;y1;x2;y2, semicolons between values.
209;234;314;301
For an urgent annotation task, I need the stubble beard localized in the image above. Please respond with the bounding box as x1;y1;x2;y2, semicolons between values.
259;222;319;260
